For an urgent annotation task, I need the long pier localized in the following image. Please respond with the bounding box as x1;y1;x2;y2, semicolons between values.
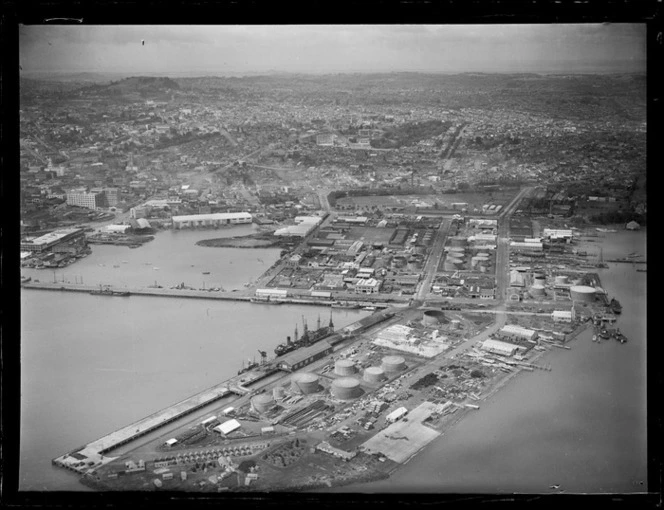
22;281;398;309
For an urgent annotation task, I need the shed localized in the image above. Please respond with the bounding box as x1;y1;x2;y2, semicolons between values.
214;419;241;436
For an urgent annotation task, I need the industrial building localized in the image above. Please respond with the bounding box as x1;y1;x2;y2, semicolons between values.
315;441;357;461
274;215;324;237
480;338;519;356
255;288;289;299
20;228;85;253
172;212;252;229
386;406;408;423
213;419;241;436
510;241;544;251
498;325;538;341
552;309;575;323
277;341;334;372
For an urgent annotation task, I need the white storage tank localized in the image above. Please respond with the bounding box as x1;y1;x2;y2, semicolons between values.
331;377;362;400
272;386;286;400
530;284;546;297
363;366;386;384
570;285;596;303
251;393;275;414
290;372;320;394
382;355;407;373
334;359;357;376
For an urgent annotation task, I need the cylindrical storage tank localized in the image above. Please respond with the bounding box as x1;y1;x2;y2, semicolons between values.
251;393;275;414
572;278;583;285
476;252;490;258
272;386;286;400
530;284;546;297
290;372;320;394
334;359;357;376
422;309;446;326
363;366;386;384
555;275;569;285
382;355;407;373
331;377;361;400
534;275;546;285
570;285;596;303
448;247;465;255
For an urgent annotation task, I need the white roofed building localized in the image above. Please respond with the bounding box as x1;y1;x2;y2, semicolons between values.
172;212;252;229
213;419;241;436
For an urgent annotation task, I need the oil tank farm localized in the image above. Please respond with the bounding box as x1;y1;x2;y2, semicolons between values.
570;285;596;303
382;355;407;373
334;359;357;376
331;377;362;400
290;372;320;395
363;366;386;384
422;309;447;326
251;393;275;414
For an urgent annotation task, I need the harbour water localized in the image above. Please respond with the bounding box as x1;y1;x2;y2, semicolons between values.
19;228;647;493
21;225;280;291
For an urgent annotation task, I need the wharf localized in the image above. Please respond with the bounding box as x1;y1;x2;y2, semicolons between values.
50;310;382;476
22;281;399;308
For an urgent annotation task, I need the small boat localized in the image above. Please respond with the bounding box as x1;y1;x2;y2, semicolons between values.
153;267;160;270
202;271;211;275
609;297;622;314
592;335;597;342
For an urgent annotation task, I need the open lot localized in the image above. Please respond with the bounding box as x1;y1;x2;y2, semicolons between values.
360;401;441;464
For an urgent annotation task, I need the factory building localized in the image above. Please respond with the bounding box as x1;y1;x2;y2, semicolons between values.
480;339;519;356
498;325;538;341
172;212;252;229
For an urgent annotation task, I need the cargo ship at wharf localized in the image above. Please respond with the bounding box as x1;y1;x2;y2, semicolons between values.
51;310;395;477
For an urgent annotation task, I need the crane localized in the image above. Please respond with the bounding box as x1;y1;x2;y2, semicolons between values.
257;350;268;365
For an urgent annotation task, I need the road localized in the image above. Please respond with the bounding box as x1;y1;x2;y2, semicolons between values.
415;218;451;302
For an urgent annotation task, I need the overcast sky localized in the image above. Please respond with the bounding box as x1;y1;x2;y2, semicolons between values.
19;24;646;75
